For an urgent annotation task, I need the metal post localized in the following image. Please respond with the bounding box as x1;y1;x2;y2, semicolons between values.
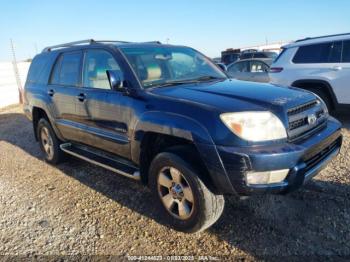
10;39;23;104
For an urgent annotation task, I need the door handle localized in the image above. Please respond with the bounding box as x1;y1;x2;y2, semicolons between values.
47;89;55;97
332;66;342;71
76;93;86;102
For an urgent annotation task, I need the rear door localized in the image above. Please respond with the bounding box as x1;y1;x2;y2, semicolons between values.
292;41;346;102
75;48;133;158
48;51;84;142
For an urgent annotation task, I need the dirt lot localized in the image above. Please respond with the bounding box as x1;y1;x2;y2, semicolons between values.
0;104;349;260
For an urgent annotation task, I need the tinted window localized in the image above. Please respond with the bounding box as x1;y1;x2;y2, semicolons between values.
342;40;350;62
27;55;50;83
328;41;342;62
83;50;121;89
50;52;81;86
50;55;62;85
293;42;341;63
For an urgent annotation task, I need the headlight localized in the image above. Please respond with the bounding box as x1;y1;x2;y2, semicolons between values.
220;111;287;142
315;96;329;117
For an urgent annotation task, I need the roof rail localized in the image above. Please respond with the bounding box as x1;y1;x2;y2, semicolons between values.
295;32;350;43
42;39;132;52
141;41;162;44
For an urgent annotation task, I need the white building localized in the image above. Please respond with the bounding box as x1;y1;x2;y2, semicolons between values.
0;61;30;108
240;41;291;53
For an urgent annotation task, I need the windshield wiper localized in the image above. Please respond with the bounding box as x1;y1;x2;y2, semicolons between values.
191;75;227;82
148;76;226;88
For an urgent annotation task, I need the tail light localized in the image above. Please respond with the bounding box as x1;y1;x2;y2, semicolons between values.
269;67;284;73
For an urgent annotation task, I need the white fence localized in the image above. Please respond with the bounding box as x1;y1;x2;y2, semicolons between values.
0;62;30;108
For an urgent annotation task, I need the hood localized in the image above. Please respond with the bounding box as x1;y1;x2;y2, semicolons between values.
149;79;316;113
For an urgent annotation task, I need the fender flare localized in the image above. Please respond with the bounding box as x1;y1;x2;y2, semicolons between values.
28;93;65;141
131;111;214;161
130;111;236;194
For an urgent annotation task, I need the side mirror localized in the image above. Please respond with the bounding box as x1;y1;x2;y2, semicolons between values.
107;70;124;91
216;63;227;72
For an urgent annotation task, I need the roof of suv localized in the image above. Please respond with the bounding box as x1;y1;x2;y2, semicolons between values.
284;32;350;49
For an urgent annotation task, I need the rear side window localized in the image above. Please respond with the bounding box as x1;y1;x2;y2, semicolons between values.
27;55;50;84
50;52;82;86
342;40;350;62
293;41;342;63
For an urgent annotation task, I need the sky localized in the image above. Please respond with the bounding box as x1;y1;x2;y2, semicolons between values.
1;0;350;61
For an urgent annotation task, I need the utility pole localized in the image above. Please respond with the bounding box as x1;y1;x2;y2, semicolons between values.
34;42;38;55
10;39;23;104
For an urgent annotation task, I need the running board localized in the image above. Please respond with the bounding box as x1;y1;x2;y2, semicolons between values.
60;143;140;181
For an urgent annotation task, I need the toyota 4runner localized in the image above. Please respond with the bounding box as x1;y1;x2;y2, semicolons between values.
24;39;342;233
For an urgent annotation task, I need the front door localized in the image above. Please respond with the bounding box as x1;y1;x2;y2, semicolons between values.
76;49;133;159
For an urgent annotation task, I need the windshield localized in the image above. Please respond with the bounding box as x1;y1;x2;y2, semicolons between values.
120;46;227;88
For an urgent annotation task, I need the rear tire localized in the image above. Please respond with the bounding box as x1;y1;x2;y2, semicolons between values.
149;152;225;233
36;118;65;164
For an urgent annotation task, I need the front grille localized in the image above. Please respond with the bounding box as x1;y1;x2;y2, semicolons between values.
288;100;318;116
304;138;340;172
289;118;307;130
287;100;327;142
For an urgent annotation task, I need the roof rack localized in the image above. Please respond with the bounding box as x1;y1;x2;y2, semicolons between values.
295;32;350;43
42;39;131;52
141;41;162;44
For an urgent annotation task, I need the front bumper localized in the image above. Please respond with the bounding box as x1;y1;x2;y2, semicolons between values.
216;117;342;195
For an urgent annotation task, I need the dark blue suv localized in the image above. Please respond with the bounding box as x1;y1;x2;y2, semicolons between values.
24;39;342;233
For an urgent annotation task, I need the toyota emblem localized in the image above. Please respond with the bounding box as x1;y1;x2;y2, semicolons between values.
307;114;317;125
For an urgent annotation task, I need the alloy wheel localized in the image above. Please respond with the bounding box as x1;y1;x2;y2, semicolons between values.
157;166;194;220
40;126;54;160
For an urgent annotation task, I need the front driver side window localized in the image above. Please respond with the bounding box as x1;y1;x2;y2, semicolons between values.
83;50;121;89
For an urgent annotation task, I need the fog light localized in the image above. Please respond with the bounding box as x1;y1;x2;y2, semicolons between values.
246;169;289;185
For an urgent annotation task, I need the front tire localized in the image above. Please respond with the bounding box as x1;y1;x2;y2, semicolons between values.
36;118;65;164
149;152;225;233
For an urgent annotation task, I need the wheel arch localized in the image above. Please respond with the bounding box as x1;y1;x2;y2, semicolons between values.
291;79;338;110
31;105;64;141
131;111;236;195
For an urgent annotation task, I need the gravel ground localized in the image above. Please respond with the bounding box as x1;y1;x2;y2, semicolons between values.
0;104;349;260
